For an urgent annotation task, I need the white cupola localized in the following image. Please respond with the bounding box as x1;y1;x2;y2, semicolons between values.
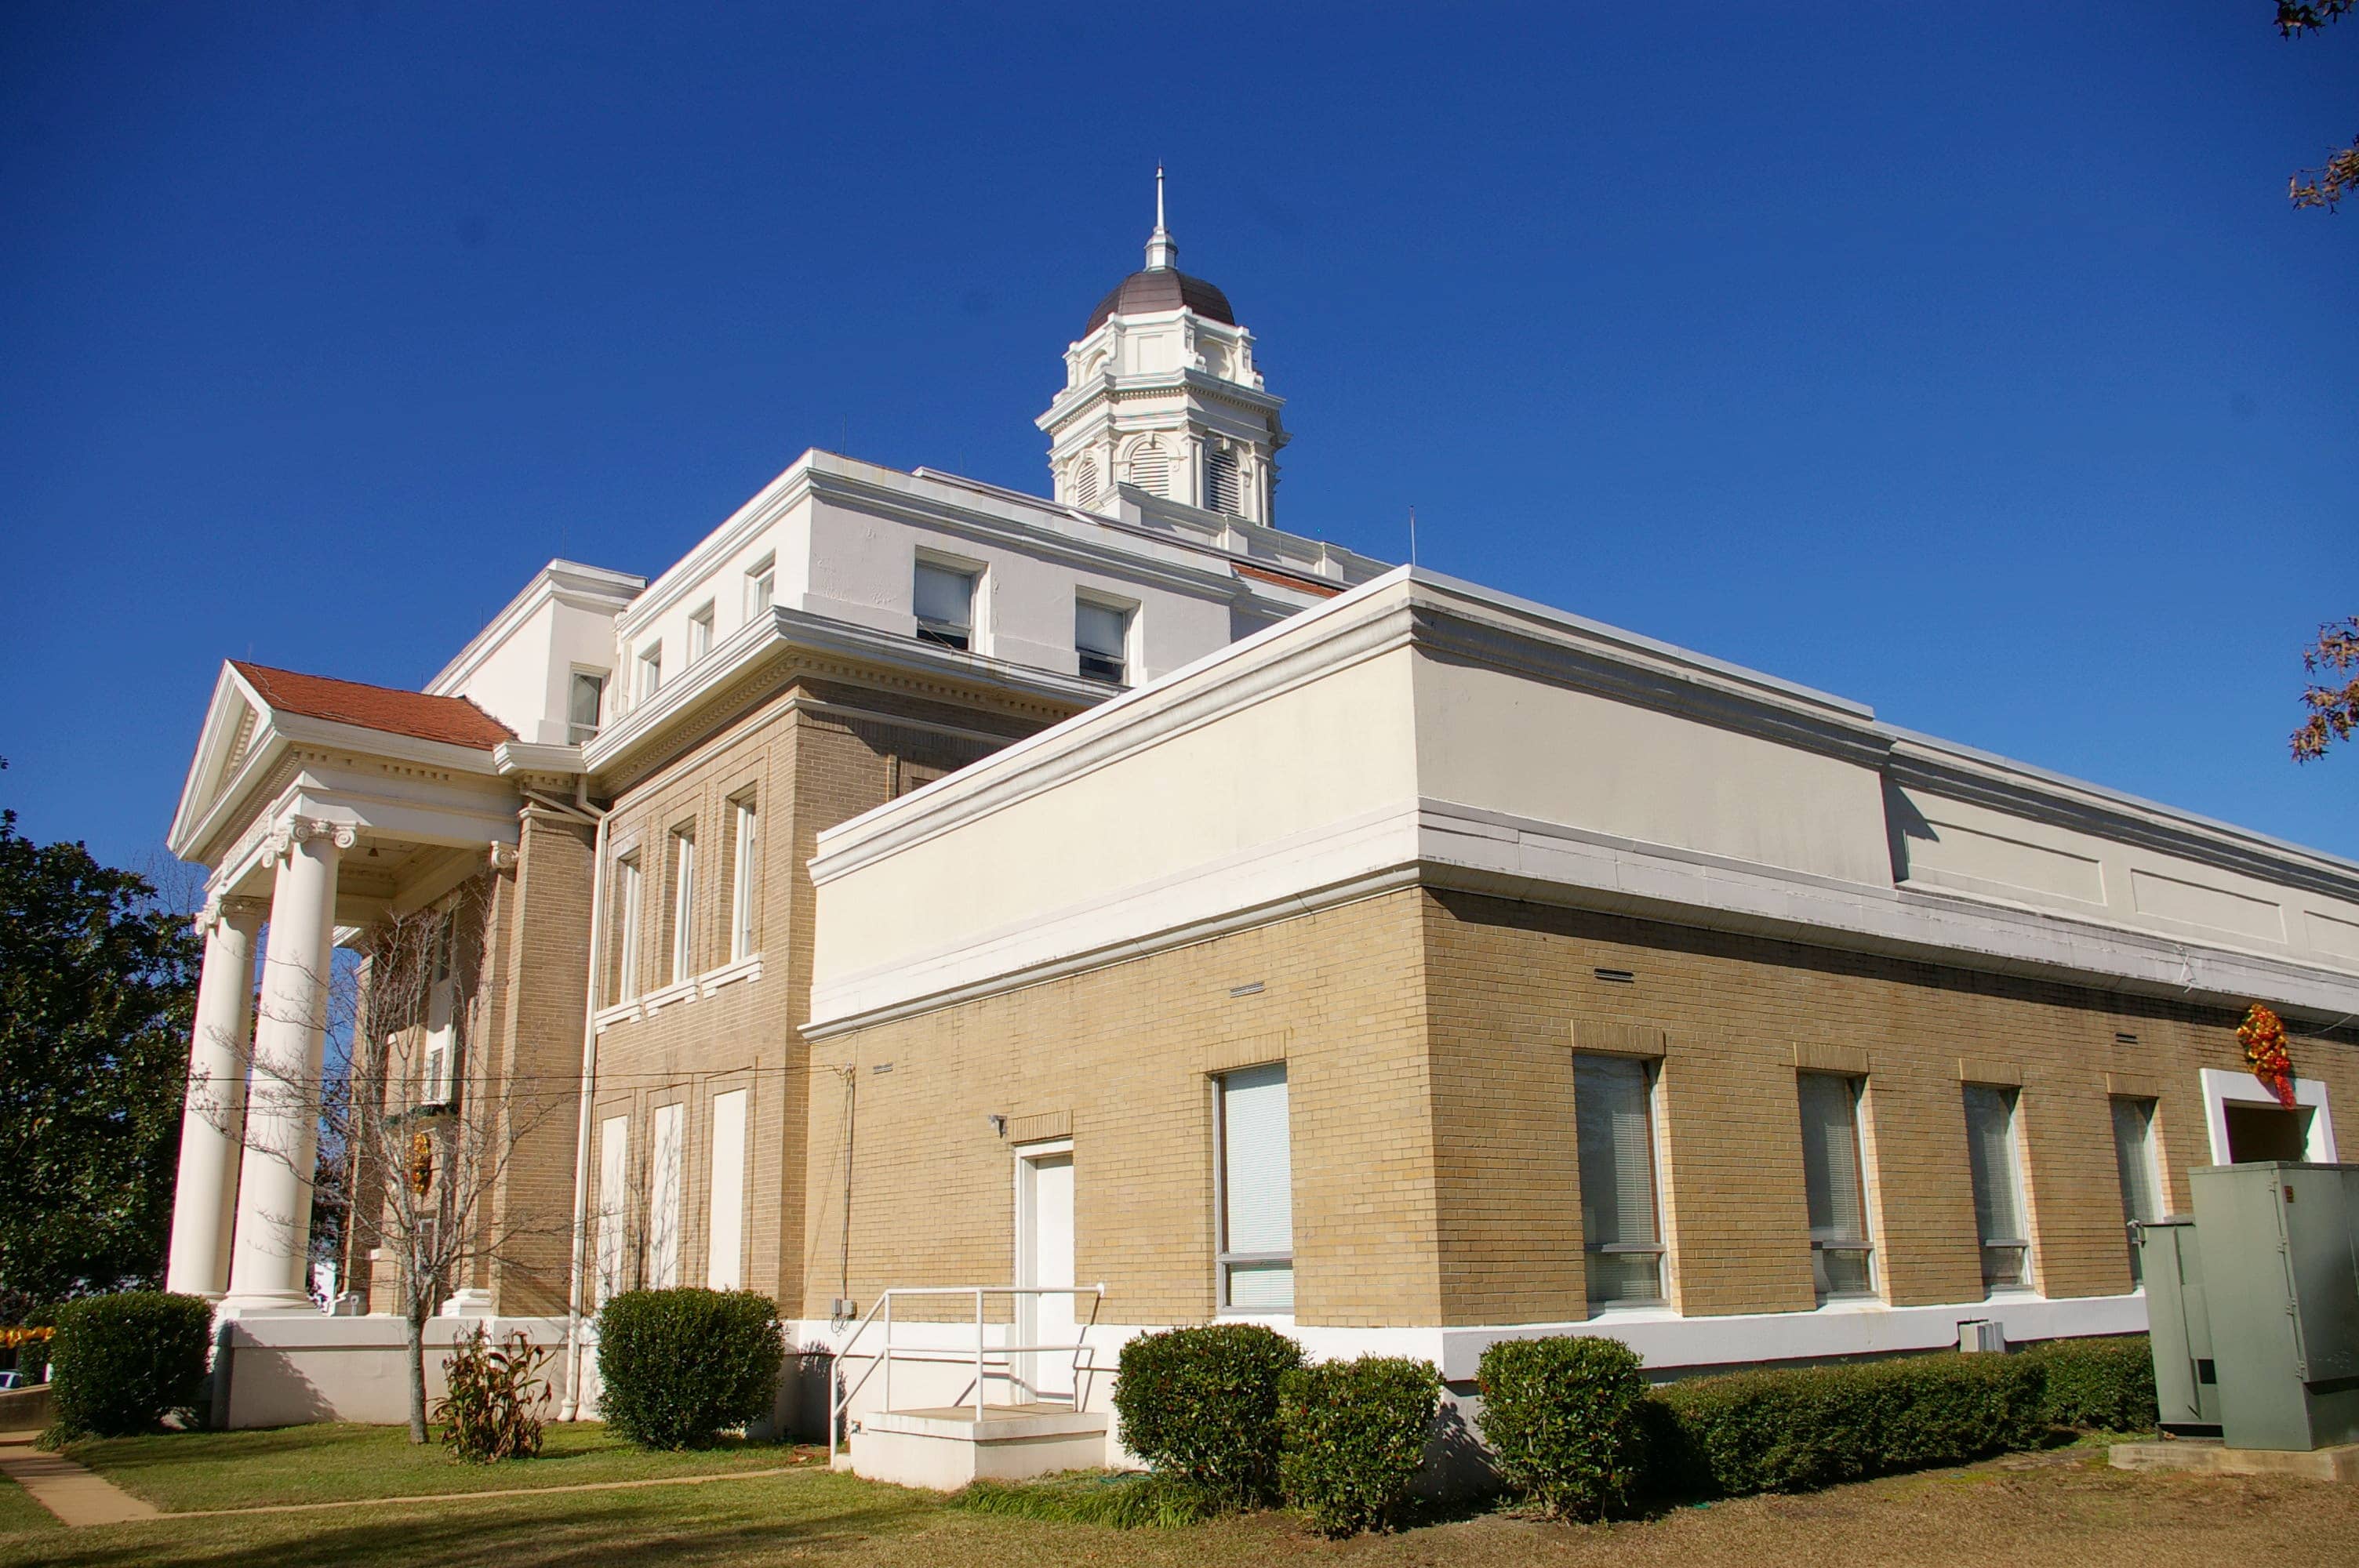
1038;169;1289;524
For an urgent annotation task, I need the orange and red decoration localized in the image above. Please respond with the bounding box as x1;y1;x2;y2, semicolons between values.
2236;1003;2296;1110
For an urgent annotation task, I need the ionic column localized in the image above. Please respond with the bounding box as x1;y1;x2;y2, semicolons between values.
163;895;267;1298
220;818;353;1314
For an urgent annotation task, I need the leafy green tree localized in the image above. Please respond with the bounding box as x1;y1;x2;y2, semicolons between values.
0;762;201;1318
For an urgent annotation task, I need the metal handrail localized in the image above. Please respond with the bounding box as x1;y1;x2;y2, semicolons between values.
829;1283;1106;1461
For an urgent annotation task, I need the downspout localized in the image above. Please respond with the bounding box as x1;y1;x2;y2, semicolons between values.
558;793;611;1421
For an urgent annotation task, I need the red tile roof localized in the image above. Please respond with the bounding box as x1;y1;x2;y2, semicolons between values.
1234;561;1343;598
231;662;515;750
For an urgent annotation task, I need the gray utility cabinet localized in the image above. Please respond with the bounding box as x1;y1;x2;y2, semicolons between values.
2135;1216;2221;1432
2186;1162;2359;1451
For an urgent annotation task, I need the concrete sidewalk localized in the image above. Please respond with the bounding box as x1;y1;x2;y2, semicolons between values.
0;1429;158;1526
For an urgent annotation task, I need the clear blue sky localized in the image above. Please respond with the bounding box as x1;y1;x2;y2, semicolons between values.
4;2;2354;874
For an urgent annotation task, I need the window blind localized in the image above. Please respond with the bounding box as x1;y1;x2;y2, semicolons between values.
1797;1073;1867;1243
1076;601;1128;659
914;562;974;629
2110;1098;2160;1224
594;1114;629;1305
646;1102;684;1290
1574;1056;1658;1249
1964;1085;2030;1290
706;1090;747;1291
1220;1063;1293;1310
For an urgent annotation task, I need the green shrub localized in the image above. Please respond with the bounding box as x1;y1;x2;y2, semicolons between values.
594;1288;782;1450
435;1327;554;1462
1475;1336;1649;1521
1277;1356;1440;1537
2023;1334;2157;1432
1112;1323;1303;1505
1648;1352;2045;1498
44;1291;212;1441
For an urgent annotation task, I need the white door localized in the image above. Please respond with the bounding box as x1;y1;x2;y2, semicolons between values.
1017;1148;1076;1403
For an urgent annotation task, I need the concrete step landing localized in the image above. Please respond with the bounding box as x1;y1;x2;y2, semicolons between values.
841;1403;1110;1490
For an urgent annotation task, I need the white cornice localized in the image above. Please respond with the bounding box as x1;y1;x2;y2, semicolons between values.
427;560;646;695
616;456;823;637
581;603;1103;776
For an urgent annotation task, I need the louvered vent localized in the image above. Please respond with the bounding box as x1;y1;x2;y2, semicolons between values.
1128;445;1169;497
1205;446;1242;515
1074;455;1100;508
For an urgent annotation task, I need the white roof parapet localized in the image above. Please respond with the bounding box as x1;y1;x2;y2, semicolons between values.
808;567;2359;1036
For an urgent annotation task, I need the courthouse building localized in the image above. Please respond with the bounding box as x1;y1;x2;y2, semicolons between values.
161;191;2358;1463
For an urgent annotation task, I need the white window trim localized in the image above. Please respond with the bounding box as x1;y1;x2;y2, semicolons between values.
688;601;716;662
745;554;776;618
567;666;609;746
729;796;758;962
698;950;764;998
668;827;697;987
914;550;986;654
2198;1067;2338;1163
612;855;643;1005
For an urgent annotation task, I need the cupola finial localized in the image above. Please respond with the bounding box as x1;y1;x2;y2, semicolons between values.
1145;164;1177;270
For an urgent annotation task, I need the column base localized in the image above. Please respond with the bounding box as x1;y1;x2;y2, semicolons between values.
438;1288;496;1317
214;1291;321;1319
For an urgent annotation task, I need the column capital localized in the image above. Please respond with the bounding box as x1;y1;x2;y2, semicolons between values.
263;816;358;866
487;841;520;873
196;894;270;935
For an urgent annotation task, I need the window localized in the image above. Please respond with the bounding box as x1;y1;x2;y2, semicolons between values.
2110;1097;2163;1287
568;670;606;746
914;560;978;652
594;1114;629;1305
1215;1063;1293;1311
612;854;643;1003
1205;445;1243;516
1075;597;1132;685
645;1102;683;1290
1963;1085;2034;1293
727;795;758;961
638;643;663;703
419;915;459;1107
706;1089;748;1290
1797;1073;1875;1301
689;602;714;662
746;555;775;617
667;826;696;985
1575;1054;1665;1308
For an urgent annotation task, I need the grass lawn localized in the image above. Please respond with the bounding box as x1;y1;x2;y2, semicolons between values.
0;1432;2354;1568
63;1422;819;1512
0;1474;58;1539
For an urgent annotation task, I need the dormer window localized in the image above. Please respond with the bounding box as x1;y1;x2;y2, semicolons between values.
638;644;663;703
747;556;775;617
689;603;714;662
1076;596;1132;686
568;670;606;746
914;560;978;652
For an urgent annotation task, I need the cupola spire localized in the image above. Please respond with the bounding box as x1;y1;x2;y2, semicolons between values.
1144;164;1177;271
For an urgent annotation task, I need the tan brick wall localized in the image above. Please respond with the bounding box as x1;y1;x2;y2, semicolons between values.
804;889;1440;1328
1423;889;2359;1319
580;668;1060;1322
809;883;2359;1334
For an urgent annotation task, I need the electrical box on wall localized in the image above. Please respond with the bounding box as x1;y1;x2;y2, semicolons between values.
2135;1217;2222;1432
2186;1162;2359;1452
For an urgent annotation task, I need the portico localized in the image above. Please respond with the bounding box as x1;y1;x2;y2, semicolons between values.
162;661;539;1315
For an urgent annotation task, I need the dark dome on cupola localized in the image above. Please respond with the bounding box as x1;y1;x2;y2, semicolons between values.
1085;268;1236;334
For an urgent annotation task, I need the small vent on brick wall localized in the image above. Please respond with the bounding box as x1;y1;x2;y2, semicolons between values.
1594;968;1636;984
1229;981;1265;997
2114;1032;2139;1045
871;1062;894;1075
